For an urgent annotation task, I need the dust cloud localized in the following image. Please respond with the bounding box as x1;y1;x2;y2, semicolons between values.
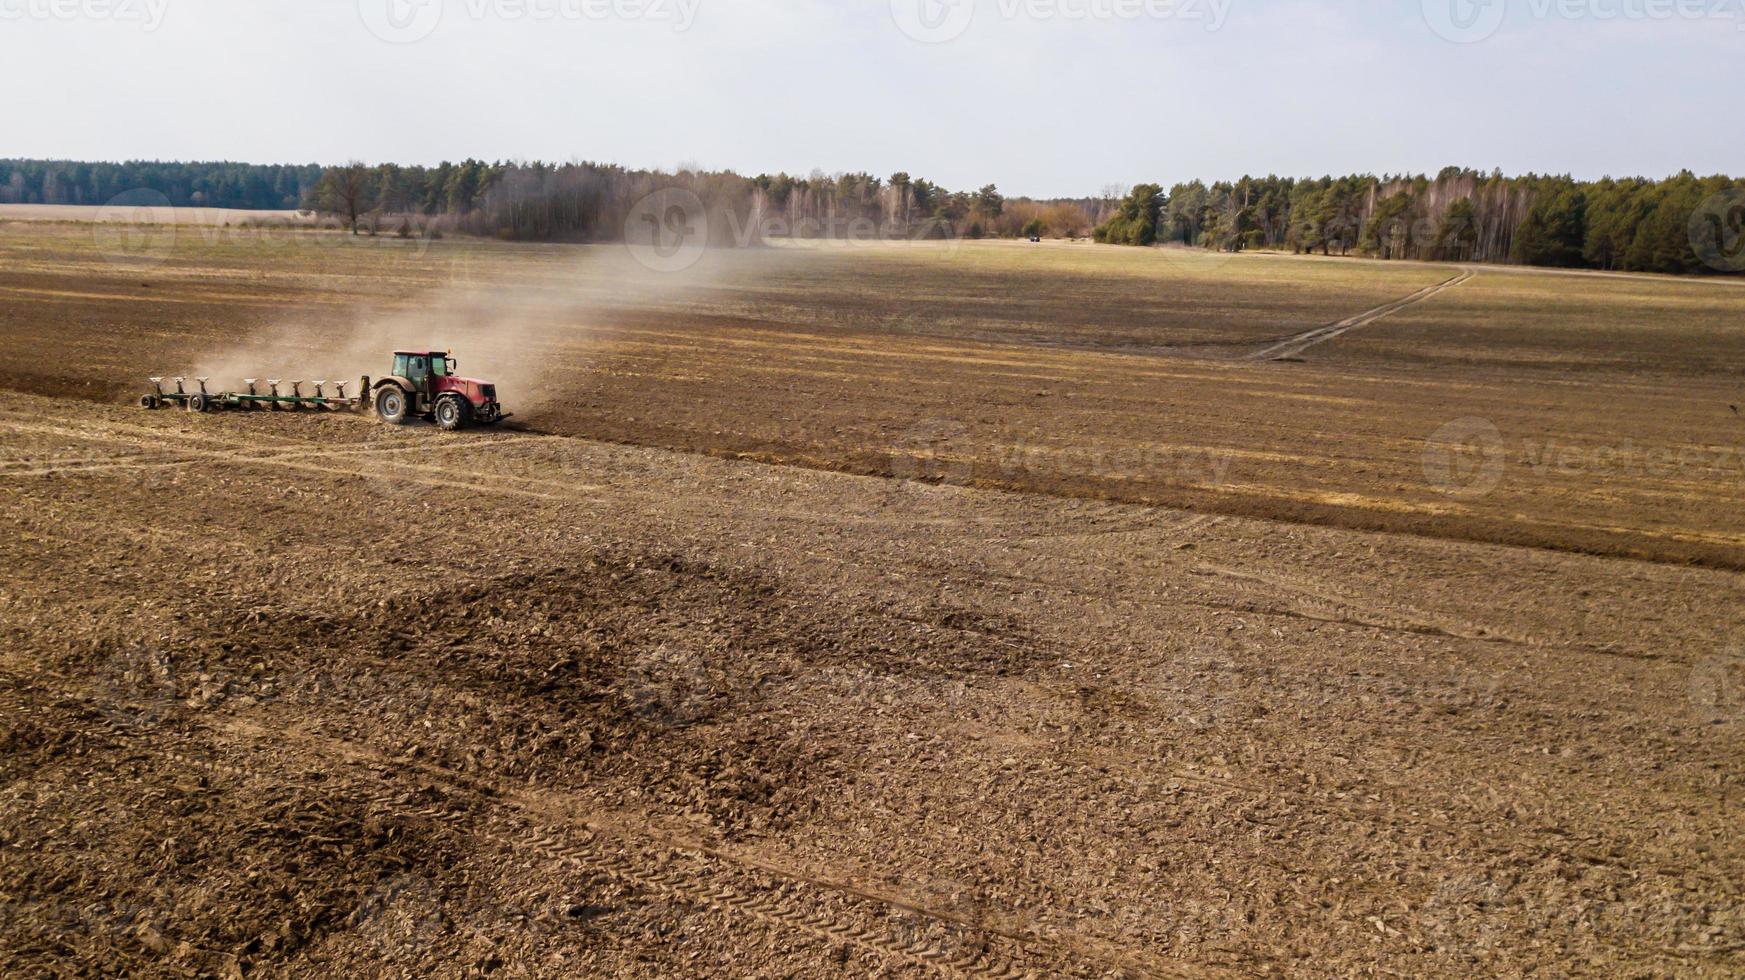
191;241;785;421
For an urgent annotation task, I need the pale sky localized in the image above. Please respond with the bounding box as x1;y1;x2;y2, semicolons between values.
1;0;1738;196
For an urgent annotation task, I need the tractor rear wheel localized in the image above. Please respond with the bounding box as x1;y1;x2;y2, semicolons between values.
434;395;468;431
375;386;410;425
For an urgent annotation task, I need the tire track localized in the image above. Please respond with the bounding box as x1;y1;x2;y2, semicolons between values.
0;410;1096;552
0;419;591;500
501;824;1032;978
1248;268;1474;360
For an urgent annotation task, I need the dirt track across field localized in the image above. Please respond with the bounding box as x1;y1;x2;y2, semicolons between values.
1249;268;1475;360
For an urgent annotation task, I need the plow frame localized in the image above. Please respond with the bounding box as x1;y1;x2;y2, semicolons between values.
141;376;375;414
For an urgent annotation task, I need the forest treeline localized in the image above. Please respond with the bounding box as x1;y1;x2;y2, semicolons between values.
3;158;1739;274
0;157;1077;241
1097;168;1745;275
297;159;1072;243
0;159;319;210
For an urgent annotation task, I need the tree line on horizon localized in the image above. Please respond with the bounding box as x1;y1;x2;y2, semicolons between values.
300;159;1065;244
0;158;318;211
1096;168;1745;275
2;158;1738;274
0;157;1080;242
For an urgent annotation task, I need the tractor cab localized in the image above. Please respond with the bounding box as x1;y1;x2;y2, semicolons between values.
373;348;507;431
392;350;453;395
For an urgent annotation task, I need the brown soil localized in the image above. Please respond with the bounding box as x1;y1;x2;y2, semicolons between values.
0;228;1740;570
3;398;1741;976
2;226;1742;976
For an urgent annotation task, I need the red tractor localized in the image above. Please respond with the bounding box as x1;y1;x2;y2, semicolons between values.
372;350;508;431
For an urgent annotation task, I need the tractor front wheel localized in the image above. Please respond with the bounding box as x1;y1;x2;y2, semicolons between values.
375;386;410;425
434;395;468;432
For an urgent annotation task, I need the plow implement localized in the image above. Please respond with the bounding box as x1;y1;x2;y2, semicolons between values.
140;376;372;413
138;349;508;431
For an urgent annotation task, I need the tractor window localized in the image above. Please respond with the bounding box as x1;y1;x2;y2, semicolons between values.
393;354;410;377
430;356;449;377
